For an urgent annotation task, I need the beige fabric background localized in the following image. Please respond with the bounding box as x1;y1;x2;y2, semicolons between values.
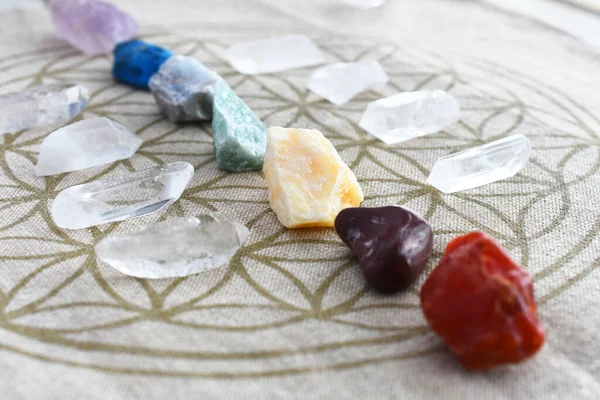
1;0;599;398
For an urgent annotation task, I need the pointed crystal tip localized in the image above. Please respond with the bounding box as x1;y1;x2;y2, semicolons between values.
51;162;194;229
0;83;89;135
427;134;532;194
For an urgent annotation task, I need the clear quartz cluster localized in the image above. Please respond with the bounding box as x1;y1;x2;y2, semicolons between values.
51;162;194;229
36;117;142;176
359;90;460;144
0;83;89;135
95;213;249;279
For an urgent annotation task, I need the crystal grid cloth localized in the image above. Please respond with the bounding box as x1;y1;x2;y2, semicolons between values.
1;1;599;399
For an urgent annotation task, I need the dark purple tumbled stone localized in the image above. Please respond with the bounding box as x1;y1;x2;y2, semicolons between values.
335;206;433;294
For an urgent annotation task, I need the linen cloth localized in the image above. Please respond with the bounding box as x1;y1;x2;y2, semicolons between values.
1;0;599;398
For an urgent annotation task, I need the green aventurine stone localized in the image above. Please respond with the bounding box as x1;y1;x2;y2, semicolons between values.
212;82;266;172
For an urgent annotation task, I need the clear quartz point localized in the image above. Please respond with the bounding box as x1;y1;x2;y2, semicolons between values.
359;90;460;144
308;60;389;105
35;117;142;176
225;34;325;75
0;83;89;135
94;213;249;279
427;134;532;194
51;162;194;229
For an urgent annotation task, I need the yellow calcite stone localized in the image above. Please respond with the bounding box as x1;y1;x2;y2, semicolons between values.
263;127;364;228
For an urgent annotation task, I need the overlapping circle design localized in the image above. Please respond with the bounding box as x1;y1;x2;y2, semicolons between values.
0;25;599;377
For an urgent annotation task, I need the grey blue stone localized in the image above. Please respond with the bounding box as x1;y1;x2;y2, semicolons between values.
212;82;266;172
149;55;220;122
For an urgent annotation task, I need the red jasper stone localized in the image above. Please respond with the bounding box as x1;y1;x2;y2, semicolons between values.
420;231;545;371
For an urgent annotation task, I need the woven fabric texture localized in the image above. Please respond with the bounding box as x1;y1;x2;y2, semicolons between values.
1;1;599;398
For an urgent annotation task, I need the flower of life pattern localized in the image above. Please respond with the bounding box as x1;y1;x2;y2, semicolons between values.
0;26;599;378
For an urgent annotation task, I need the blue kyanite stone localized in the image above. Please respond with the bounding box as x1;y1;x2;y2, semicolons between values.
149;55;220;122
112;40;174;89
212;81;266;172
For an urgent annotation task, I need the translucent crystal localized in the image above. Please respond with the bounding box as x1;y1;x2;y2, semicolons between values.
342;0;387;9
36;117;142;176
308;60;389;105
149;55;221;122
51;162;194;229
225;34;326;75
95;213;249;279
50;0;138;55
0;83;89;135
427;134;532;194
359;90;460;144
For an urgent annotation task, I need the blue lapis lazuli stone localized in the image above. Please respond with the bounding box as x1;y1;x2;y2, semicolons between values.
112;40;174;89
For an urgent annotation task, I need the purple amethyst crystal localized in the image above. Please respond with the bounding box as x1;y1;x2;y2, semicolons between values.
49;0;138;55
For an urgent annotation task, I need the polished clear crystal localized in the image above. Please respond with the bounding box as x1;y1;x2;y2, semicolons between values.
359;90;460;144
51;162;194;229
95;213;249;279
308;60;388;105
0;83;89;135
36;117;142;176
225;34;325;75
427;134;532;194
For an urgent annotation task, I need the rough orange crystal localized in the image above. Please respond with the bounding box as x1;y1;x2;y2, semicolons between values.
420;231;545;371
263;127;363;228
